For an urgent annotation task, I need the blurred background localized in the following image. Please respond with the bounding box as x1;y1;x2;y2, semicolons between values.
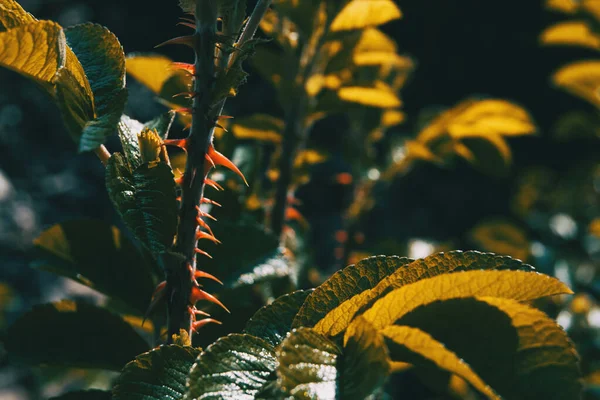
0;0;599;398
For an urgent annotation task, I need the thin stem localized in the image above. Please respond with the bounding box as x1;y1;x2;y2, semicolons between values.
94;145;111;166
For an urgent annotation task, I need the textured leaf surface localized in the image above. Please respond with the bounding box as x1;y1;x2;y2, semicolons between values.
330;0;402;31
32;219;156;314
118;115;145;170
106;154;178;256
126;54;174;94
65;24;127;151
244;290;312;347
394;297;581;399
380;325;499;399
362;270;572;330
293;255;411;329
313;251;533;336
49;390;111;400
277;328;341;399
185;334;277;400
5;300;148;370
113;345;200;400
0;0;35;31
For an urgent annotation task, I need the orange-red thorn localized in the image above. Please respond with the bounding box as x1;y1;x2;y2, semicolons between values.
192;318;222;332
172;62;195;74
218;115;234;120
214;123;228;132
196;217;214;236
195;270;223;285
196;230;221;244
175;175;184;185
188;306;211;318
202;198;222;207
155;35;195;48
208;145;249;186
164;138;188;149
190;287;230;313
194;248;213;259
173;91;198;99
177;21;196;30
205;178;224;191
173;107;193;115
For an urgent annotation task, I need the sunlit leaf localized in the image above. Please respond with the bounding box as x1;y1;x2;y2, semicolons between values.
106;154;178;256
126;54;174;94
185;334;277;400
381;109;405;126
113;345;200;400
362;270;572;330
5;300;149;370
469;219;530;261
293;255;411;329
244;290;312;347
553;60;600;107
32;219;156;315
49;390;111;400
118;115;145;170
380;324;499;399
0;0;35;31
313;251;535;336
338;85;401;108
540;21;600;50
231;114;284;143
330;0;402;32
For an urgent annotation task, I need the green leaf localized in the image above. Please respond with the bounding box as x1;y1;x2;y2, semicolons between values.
106;154;178;256
145;112;176;140
361;269;572;330
49;390;111;400
293;255;411;329
0;21;64;93
330;0;402;32
5;300;149;370
380;324;499;399
312;251;534;337
0;0;36;31
185;333;277;400
276;327;341;399
392;297;581;399
244;290;312;347
32;219;156;315
55;67;95;139
64;23;127;152
113;345;201;400
341;317;390;399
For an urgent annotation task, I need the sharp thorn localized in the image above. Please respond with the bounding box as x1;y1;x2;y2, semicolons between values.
192;318;222;333
205;178;224;191
202;198;222;207
155;35;195;48
194;247;213;259
190;287;230;313
208;145;249;186
195;270;223;285
196;230;221;244
214;123;228;132
177;22;197;30
164;138;188;149
196;217;215;235
173;107;193;115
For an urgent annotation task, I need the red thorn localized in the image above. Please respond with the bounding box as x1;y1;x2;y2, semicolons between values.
172;91;198;99
171;62;195;74
214;123;228;132
183;123;192;131
196;206;218;221
175;175;184;185
194;247;213;259
188;306;211;318
190;287;230;313
192;318;222;332
173;107;193;115
143;281;167;326
202;198;222;207
176;196;182;202
196;230;221;244
218;115;234;120
196;216;214;235
177;21;196;30
205;178;224;191
208;145;249;186
204;154;216;175
195;270;223;285
152;281;167;298
164;138;188;149
155;35;195;48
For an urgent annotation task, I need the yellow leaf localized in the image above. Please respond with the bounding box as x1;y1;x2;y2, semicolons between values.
380;325;500;400
231;114;284;143
545;0;580;14
0;0;35;31
354;28;397;54
589;218;600;237
305;74;325;96
338;86;401;108
469;220;530;261
331;0;402;32
294;149;327;167
0;21;65;93
126;54;174;94
381;109;405;126
553;60;600;107
362;270;572;330
404;140;440;162
138;128;167;164
540;21;600;50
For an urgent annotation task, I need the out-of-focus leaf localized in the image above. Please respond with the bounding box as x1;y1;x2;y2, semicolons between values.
342;318;390;399
381;109;405;126
394;296;581;399
185;333;277;399
113;345;200;400
361;270;572;330
381;324;500;399
338;85;401;108
126;54;174;94
589;218;600;237
0;0;35;31
145;112;176;139
540;21;600;50
5;300;149;371
293;255;411;329
32;219;156;315
64;23;127;152
313;251;534;336
106;154;178;256
553;60;600;108
330;0;402;32
49;390;111;400
231;114;284;143
469;219;530;261
245;290;312;347
276;328;341;399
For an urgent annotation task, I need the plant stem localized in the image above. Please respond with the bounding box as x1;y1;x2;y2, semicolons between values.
94;145;111;166
167;0;218;341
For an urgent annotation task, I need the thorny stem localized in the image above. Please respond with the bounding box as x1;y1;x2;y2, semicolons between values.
167;0;218;341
